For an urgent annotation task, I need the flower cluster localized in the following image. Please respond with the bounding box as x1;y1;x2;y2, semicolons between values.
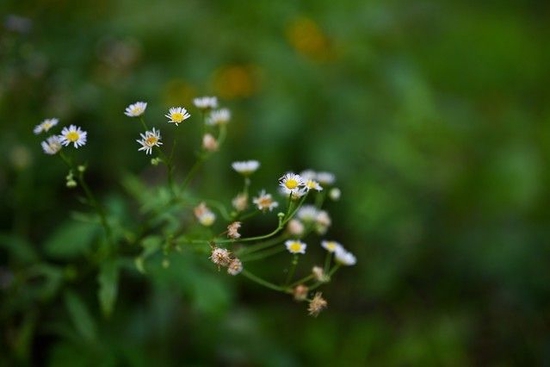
35;119;88;155
34;95;355;318
209;246;243;275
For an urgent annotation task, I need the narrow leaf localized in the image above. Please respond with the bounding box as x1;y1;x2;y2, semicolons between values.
63;290;97;343
98;259;119;317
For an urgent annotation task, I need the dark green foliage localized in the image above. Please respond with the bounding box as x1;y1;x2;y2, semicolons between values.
1;0;549;366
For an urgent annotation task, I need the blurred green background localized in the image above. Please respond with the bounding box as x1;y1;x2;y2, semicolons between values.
1;0;549;365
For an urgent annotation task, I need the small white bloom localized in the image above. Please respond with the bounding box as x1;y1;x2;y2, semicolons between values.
315;210;331;235
59;125;87;148
296;205;318;223
136;128;162;155
194;202;216;226
165;107;191;125
304;179;323;192
34;118;59;134
206;108;231;125
329;187;341;201
210;247;232;267
252;190;279;212
232;193;248;212
232;160;260;175
321;240;343;253
300;169;317;181
334;247;356;266
193;96;218;110
202;133;218;152
316;171;336;186
227;221;242;239
41;135;62;155
124;102;147;117
285;240;307;254
227;258;243;275
198;212;216;226
312;266;330;283
286;219;305;236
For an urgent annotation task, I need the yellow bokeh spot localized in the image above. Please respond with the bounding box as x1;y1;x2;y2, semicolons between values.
162;79;196;107
212;64;259;100
285;16;332;61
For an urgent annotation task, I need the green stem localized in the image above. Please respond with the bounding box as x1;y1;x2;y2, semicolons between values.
154;145;177;199
58;152;113;250
240;245;285;262
238;234;286;256
77;170;113;249
241;269;284;292
181;154;206;190
324;251;333;272
284;254;299;286
289;273;316;288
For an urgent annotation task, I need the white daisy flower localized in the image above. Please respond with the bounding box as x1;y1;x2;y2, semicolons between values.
206;108;231;125
34;118;59;135
285;240;307;254
193;96;218;110
41;135;62;155
165;107;191;125
136;128;162;155
232;160;260;175
278;172;305;195
59;125;87;148
124;102;147;117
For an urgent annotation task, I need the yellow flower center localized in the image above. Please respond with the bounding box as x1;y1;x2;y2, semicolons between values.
289;242;302;252
326;242;337;251
171;112;184;122
286;179;298;189
146;136;158;145
66;131;80;142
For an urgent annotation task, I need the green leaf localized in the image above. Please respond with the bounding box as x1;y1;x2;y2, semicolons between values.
98;259;119;317
44;221;99;260
63;290;97;343
0;234;38;264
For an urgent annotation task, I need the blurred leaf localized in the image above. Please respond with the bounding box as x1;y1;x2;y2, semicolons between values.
0;234;38;264
13;310;38;363
189;271;232;316
26;264;64;301
134;235;163;274
63;290;97;343
98;259;119;317
44;221;100;260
